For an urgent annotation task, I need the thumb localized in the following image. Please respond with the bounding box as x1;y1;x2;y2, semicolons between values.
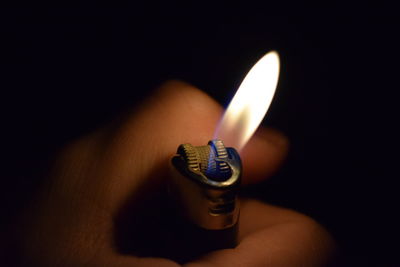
85;80;288;210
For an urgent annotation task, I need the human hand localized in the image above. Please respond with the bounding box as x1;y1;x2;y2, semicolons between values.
8;81;334;266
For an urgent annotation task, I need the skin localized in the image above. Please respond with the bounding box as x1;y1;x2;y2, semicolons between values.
5;81;334;266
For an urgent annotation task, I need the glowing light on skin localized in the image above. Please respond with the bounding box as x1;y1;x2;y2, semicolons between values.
215;51;280;151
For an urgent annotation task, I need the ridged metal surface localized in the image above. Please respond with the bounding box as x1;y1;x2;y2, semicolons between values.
209;140;230;177
177;144;200;171
177;140;232;180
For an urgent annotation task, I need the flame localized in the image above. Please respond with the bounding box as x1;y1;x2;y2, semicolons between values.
215;51;280;151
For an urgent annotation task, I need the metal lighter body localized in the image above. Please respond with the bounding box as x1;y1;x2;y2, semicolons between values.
169;140;241;257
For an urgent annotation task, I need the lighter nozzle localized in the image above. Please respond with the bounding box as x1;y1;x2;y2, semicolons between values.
177;139;232;181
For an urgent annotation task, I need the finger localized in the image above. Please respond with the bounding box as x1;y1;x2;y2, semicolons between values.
241;127;289;184
84;253;181;267
185;199;335;267
89;80;288;208
37;80;289;265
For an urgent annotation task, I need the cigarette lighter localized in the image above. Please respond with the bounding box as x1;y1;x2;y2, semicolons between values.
167;51;280;262
169;139;241;260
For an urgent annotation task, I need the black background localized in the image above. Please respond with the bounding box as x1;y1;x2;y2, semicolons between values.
1;5;399;266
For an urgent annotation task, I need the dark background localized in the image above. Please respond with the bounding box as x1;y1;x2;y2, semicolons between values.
1;5;398;266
